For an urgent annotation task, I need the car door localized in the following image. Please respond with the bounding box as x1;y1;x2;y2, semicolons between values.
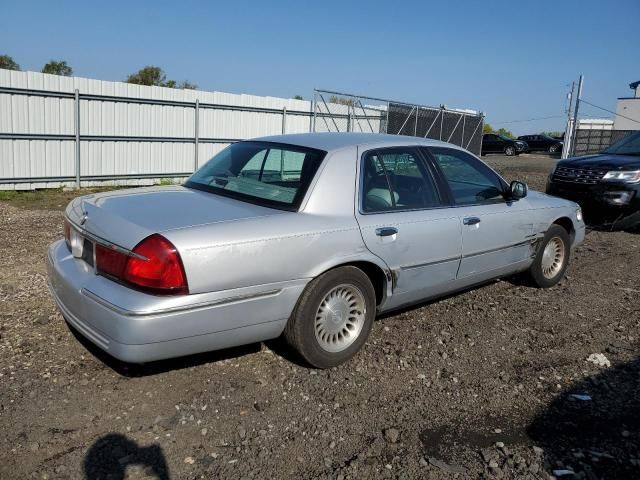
355;147;462;308
425;146;534;279
483;134;499;153
530;135;543;151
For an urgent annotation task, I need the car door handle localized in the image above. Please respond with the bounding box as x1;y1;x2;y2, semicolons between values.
375;227;398;237
463;217;481;226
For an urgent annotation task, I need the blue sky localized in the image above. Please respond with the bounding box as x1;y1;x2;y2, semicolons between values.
2;0;639;135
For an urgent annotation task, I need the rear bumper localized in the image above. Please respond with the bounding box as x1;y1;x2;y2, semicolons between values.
47;240;306;363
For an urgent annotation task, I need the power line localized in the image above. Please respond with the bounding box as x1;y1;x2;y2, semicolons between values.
491;114;565;125
580;99;640;124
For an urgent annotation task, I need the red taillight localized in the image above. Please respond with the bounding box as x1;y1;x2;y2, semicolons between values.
95;234;188;295
125;235;188;294
95;243;128;278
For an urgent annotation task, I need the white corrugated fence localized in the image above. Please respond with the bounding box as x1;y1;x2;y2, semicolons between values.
0;70;382;190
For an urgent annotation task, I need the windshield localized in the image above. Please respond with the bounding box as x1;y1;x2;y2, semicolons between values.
603;132;640;155
498;135;513;141
185;141;326;210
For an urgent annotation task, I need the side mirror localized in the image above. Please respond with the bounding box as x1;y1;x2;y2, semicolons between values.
509;180;528;200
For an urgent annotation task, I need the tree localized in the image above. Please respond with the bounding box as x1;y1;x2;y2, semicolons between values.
126;66;198;90
543;131;563;138
0;54;20;71
42;60;73;76
126;66;167;86
178;80;197;90
293;95;304;100
496;127;514;138
328;95;355;106
483;123;515;138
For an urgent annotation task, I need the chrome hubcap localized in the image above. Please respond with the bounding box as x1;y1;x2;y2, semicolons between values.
314;284;366;353
541;237;565;279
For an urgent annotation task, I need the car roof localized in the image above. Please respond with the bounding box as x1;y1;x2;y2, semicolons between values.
253;132;455;152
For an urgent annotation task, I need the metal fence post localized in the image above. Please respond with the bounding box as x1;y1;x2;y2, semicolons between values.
194;99;200;171
385;102;390;134
570;75;584;157
414;106;418;136
282;107;287;134
74;89;80;189
312;91;317;132
461;114;466;145
347;111;352;132
439;108;444;141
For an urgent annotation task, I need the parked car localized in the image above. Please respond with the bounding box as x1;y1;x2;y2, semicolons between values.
481;134;527;156
547;131;640;229
48;133;584;368
518;134;563;154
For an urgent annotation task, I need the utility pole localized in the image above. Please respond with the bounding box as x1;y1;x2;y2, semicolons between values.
570;75;584;157
561;81;575;159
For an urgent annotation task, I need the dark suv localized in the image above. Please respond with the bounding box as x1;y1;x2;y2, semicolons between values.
481;134;527;156
546;131;640;229
518;134;563;154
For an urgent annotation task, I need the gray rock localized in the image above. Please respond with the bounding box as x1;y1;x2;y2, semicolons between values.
428;457;467;474
383;428;400;443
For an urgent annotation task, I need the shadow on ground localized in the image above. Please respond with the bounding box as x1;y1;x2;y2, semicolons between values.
66;322;262;377
527;357;640;479
84;434;169;479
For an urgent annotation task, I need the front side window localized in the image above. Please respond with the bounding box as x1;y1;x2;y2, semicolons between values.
186;142;325;210
361;149;440;213
428;147;506;205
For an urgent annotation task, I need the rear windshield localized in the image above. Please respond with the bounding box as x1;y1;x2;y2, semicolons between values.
185;141;326;210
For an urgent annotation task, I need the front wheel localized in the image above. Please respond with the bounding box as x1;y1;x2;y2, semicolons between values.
549;144;559;154
284;266;376;368
527;225;570;288
504;145;516;156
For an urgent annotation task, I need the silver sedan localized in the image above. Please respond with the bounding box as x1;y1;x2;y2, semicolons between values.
48;133;585;368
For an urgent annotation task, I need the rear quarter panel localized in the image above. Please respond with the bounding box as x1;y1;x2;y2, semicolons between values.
164;146;388;295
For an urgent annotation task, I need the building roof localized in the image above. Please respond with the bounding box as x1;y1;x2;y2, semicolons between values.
254;132;452;152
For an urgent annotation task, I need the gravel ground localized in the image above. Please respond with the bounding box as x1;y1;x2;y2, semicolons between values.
1;154;638;480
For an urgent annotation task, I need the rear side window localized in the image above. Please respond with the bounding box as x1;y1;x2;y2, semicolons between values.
428;147;506;205
361;149;441;213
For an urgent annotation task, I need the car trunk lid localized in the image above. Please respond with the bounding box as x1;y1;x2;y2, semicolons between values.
66;185;284;251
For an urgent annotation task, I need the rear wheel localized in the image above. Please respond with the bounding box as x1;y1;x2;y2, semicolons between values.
528;225;570;288
284;266;375;368
504;145;516;156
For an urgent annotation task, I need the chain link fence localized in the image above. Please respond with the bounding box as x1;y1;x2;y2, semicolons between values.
572;129;634;156
312;90;484;155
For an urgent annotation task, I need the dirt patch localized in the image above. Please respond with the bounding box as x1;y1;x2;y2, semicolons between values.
1;155;638;479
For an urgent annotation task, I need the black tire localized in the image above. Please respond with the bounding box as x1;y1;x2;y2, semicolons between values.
549;144;559;154
528;225;571;288
284;266;376;368
504;145;516;156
